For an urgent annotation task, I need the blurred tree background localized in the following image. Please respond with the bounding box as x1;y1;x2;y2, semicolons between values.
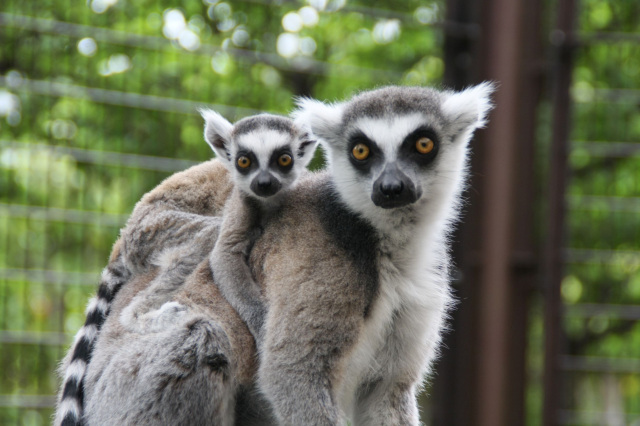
553;0;640;424
0;0;638;425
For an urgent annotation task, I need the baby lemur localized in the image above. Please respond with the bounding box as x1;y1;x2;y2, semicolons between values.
55;111;315;426
119;111;316;336
202;109;317;347
79;83;494;426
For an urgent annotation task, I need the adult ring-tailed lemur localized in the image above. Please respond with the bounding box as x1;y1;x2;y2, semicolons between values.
65;83;494;425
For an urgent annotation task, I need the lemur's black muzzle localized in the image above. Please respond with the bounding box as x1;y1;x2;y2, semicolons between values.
251;171;281;197
371;164;419;209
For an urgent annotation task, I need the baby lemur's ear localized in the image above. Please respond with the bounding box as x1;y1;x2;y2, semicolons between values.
292;97;344;146
200;109;234;166
293;124;318;167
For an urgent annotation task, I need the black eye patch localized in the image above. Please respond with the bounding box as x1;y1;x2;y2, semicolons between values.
269;146;294;173
235;150;258;174
400;126;440;167
347;131;382;172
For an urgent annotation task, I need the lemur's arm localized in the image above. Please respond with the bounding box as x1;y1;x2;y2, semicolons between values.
209;190;267;348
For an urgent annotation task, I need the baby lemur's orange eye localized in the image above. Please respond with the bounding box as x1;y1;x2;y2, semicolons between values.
416;137;434;154
237;156;251;168
352;143;370;161
278;153;292;167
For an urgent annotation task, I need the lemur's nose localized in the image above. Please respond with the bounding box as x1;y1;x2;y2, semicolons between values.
251;171;281;197
257;174;273;189
380;177;404;197
371;163;418;209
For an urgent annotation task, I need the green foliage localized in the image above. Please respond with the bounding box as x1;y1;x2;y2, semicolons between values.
555;0;640;421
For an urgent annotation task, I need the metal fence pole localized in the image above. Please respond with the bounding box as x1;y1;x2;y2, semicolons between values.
543;0;577;424
437;0;545;424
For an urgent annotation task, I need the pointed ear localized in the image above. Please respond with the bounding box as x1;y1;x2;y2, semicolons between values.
200;108;234;165
292;97;344;145
442;82;496;137
295;134;318;167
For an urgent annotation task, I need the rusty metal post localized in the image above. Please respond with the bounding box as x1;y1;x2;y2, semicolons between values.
474;0;527;424
435;0;545;425
543;0;577;424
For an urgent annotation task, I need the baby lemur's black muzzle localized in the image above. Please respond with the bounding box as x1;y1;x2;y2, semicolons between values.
251;171;282;197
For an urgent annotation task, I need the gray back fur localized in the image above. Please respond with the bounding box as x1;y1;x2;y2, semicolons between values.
54;160;232;426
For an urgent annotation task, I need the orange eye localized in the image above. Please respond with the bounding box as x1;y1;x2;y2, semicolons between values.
352;143;370;161
416;137;434;154
278;153;292;167
237;156;251;168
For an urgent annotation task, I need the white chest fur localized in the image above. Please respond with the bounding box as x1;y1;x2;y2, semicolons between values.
337;259;405;416
336;231;452;420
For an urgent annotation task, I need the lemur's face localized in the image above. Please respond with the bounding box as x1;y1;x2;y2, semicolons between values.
231;129;299;199
338;113;445;210
202;111;316;202
296;84;494;217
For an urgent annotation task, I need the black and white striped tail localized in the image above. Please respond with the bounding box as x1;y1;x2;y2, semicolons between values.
55;260;130;426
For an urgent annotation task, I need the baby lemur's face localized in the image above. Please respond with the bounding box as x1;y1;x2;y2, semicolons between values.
201;111;316;202
231;125;300;199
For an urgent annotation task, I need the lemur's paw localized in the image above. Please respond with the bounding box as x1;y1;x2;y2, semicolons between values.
143;302;188;332
121;301;188;333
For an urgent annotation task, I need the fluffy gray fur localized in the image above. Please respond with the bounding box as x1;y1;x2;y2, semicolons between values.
80;83;493;425
82;173;275;425
55;157;232;426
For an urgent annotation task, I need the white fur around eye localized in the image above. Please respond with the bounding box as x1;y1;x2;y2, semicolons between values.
235;130;292;164
346;113;430;160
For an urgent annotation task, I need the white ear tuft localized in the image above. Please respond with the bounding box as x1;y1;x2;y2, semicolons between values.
292;97;344;144
442;81;496;133
296;137;319;167
199;108;234;165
